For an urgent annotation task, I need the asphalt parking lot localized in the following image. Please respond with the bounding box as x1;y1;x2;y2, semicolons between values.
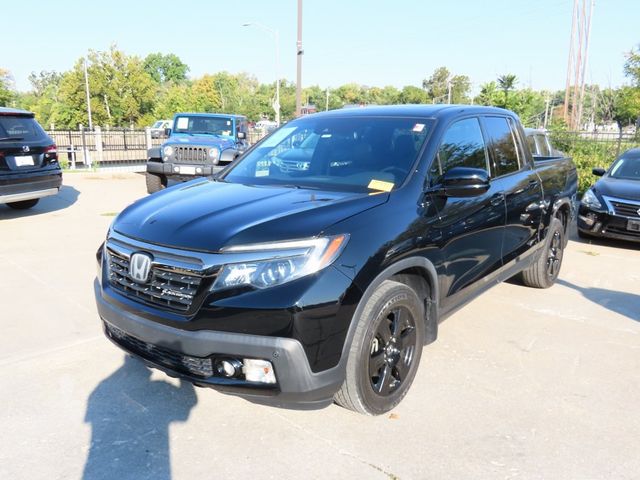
1;173;639;480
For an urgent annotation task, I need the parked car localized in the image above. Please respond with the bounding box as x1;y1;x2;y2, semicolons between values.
150;120;172;139
95;105;577;415
0;107;62;210
524;128;563;157
145;112;249;193
578;147;640;242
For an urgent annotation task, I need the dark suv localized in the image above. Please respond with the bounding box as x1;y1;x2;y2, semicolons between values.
95;106;576;415
0;108;62;210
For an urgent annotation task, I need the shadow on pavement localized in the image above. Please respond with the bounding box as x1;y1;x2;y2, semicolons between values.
83;355;197;480
0;185;80;218
557;279;640;323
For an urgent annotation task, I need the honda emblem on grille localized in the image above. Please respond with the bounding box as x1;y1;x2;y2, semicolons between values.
22;145;30;153
129;252;153;283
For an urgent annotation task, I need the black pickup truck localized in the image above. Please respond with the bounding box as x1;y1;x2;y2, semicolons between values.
0;108;62;210
94;105;577;415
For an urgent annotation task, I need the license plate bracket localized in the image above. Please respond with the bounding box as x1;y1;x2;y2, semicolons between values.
15;156;34;167
627;219;640;232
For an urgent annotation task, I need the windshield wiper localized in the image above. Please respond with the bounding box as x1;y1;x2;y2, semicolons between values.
189;131;221;137
0;136;24;141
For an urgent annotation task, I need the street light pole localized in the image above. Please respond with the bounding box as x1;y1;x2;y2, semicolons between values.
83;57;93;130
242;22;280;126
295;0;303;117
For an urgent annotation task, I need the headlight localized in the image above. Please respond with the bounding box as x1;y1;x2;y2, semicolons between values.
213;235;349;291
581;189;602;209
163;146;174;156
208;147;219;160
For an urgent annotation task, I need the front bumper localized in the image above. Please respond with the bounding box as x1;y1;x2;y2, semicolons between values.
0;168;62;204
577;204;640;243
147;160;220;177
94;280;345;409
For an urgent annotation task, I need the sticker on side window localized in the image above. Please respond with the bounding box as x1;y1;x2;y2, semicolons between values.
412;123;425;132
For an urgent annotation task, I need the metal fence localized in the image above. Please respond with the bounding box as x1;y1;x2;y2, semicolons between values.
550;130;640;157
46;128;268;171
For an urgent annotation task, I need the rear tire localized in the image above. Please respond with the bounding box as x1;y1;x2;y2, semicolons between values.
335;280;425;415
6;198;39;210
146;172;166;194
521;217;564;288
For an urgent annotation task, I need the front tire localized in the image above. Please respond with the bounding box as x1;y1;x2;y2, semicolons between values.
335;280;425;415
146;172;166;194
6;198;39;210
521;217;565;288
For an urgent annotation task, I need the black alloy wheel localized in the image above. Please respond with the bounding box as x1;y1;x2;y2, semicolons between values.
335;279;425;415
369;306;417;396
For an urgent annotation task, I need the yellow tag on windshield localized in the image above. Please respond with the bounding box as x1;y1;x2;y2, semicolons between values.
368;179;394;192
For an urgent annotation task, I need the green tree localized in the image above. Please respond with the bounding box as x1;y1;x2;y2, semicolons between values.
612;86;640;134
497;74;518;108
28;71;62;98
422;66;471;103
143;53;189;84
55;46;157;128
624;44;640;87
0;68;15;106
474;81;502;106
398;86;428;104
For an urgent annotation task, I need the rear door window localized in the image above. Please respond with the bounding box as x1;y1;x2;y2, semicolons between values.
0;116;47;142
483;116;521;177
431;117;488;179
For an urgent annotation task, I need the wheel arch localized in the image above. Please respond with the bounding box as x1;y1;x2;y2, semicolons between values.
344;257;440;360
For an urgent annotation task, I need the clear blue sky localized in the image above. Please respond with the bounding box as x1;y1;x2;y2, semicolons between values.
3;0;638;93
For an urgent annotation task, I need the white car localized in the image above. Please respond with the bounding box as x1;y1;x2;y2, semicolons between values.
150;120;172;139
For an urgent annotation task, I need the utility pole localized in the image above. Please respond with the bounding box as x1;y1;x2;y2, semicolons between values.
563;0;578;123
563;0;594;130
576;0;595;130
447;77;452;104
295;0;303;117
543;93;551;129
325;87;329;111
83;57;93;130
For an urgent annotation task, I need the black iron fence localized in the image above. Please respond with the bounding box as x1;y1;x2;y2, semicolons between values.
46;128;268;170
549;130;640;193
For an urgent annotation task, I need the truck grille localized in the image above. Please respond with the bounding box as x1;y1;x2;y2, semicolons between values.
106;323;214;378
609;199;640;218
107;249;203;312
174;146;209;163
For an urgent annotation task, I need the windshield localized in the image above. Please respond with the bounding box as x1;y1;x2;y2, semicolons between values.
0;116;47;142
152;121;163;128
222;116;433;192
173;115;234;137
609;156;640;180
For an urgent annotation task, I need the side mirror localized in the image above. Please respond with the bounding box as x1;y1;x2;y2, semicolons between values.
237;131;246;140
592;167;605;177
437;167;490;197
164;127;172;137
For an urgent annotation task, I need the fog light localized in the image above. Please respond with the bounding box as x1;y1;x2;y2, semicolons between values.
243;358;276;384
214;358;242;378
174;166;179;172
196;167;202;173
579;214;595;227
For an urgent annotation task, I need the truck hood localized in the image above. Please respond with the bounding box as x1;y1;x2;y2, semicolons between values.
164;134;236;150
113;179;389;252
594;176;640;201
